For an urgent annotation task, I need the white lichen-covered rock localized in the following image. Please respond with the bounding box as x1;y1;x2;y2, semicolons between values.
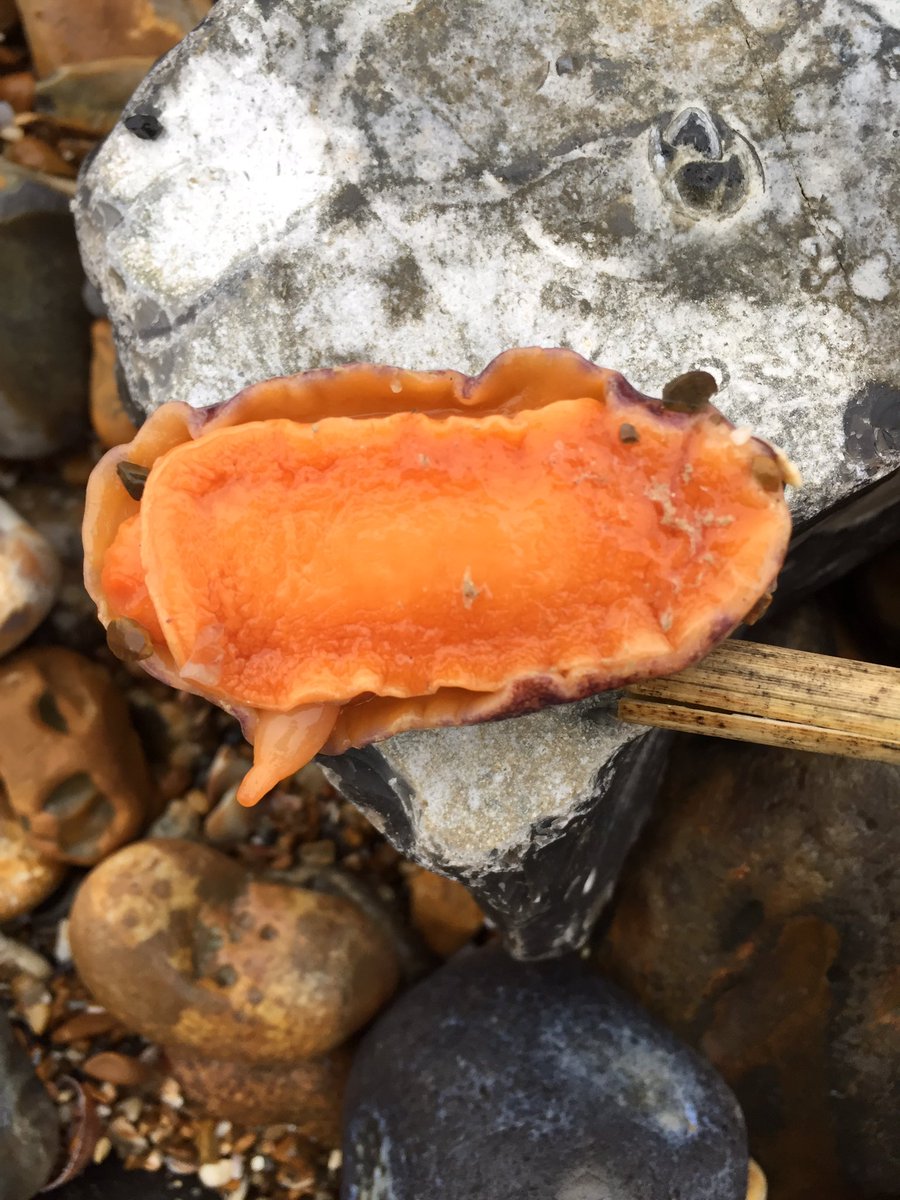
74;0;900;525
74;0;900;955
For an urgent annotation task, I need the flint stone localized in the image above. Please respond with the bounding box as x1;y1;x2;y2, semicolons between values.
342;947;750;1200
0;1008;59;1200
74;0;900;956
322;714;667;959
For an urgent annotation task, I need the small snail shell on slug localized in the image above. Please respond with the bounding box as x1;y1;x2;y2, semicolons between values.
83;348;795;806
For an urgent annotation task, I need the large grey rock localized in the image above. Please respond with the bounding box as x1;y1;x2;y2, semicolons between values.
0;1008;59;1200
74;0;900;956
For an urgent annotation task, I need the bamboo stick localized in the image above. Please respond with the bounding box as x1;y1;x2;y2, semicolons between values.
618;640;900;763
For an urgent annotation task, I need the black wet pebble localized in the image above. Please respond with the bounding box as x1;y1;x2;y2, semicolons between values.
124;113;163;141
342;947;750;1200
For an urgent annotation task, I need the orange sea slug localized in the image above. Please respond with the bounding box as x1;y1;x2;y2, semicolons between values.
83;349;795;807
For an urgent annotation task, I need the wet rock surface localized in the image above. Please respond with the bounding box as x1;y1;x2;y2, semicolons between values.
0;647;155;864
1;163;90;458
0;1008;59;1200
0;496;60;658
70;839;400;1123
342;946;750;1200
598;720;900;1198
323;716;668;958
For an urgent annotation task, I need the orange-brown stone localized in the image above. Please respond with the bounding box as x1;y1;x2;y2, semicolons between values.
0;647;154;863
407;867;483;957
70;839;400;1061
16;0;212;78
89;319;137;449
167;1045;351;1134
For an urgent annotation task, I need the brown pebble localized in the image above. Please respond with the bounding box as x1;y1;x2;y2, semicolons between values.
0;647;156;864
90;320;138;448
203;787;255;846
52;1009;120;1043
16;0;213;75
6;133;78;178
661;369;718;413
0;808;67;921
70;838;400;1061
407;867;484;957
598;727;900;1200
299;839;337;867
82;1051;153;1087
619;422;640;444
0;71;37;113
34;58;158;137
168;1045;351;1134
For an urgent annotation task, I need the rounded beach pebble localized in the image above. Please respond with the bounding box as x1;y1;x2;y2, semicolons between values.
70;838;400;1061
342;946;751;1199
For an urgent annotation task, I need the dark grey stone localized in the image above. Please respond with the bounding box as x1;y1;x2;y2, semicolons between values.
342;947;750;1200
0;1008;59;1200
1;165;90;459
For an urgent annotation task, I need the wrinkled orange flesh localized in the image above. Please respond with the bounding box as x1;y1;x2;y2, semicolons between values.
84;349;793;805
105;402;780;706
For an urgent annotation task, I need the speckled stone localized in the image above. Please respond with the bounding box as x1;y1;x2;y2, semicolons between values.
598;721;900;1197
0;1008;59;1200
342;947;751;1200
72;0;900;958
74;0;900;524
1;163;90;459
70;839;400;1062
167;1044;351;1135
323;718;668;959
